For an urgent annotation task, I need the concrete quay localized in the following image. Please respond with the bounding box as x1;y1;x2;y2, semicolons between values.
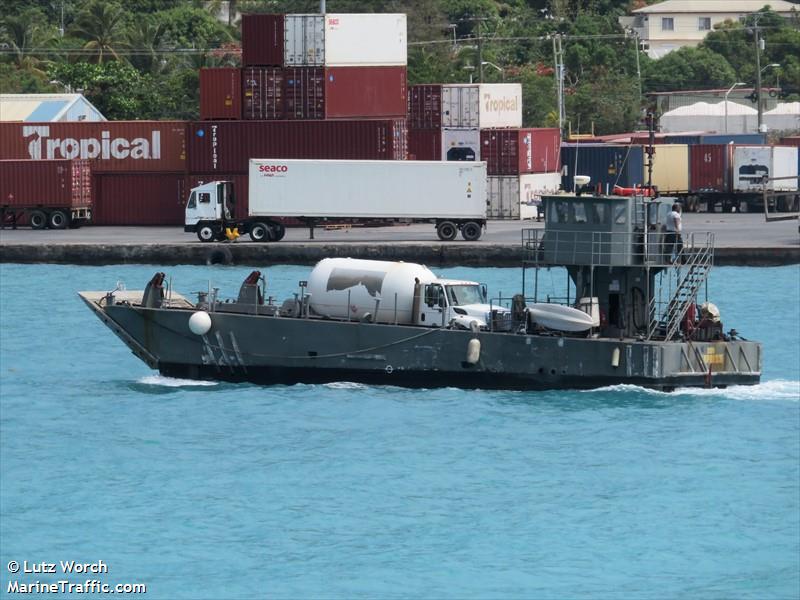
1;215;798;267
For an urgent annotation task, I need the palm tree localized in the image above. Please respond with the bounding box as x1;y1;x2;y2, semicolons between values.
0;14;55;78
70;0;127;63
127;19;167;73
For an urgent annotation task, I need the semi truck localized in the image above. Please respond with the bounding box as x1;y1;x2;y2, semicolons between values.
184;159;488;242
0;159;92;229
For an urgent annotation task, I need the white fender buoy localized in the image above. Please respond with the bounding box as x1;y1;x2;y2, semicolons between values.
611;347;620;368
189;311;212;335
466;338;481;364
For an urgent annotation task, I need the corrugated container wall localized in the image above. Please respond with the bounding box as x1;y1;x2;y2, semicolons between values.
409;84;522;129
779;136;800;148
481;128;561;175
408;85;443;129
0;159;92;208
689;144;730;193
92;174;185;225
698;133;766;145
242;67;284;120
284;14;407;67
649;144;689;193
487;176;521;219
284;66;406;120
772;146;799;191
241;14;284;66
0;122;187;173
408;130;441;161
560;144;645;193
199;68;242;120
187;119;408;172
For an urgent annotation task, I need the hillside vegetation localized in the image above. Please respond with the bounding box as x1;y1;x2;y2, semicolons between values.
1;0;798;133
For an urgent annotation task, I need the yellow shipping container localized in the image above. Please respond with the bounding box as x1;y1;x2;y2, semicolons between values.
645;144;689;194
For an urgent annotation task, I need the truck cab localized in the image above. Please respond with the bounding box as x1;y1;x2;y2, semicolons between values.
184;181;236;241
417;279;509;330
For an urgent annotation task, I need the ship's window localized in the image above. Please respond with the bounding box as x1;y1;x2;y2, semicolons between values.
425;284;445;308
591;203;607;224
199;192;211;204
556;201;570;223
187;192;197;209
573;202;588;224
614;203;627;224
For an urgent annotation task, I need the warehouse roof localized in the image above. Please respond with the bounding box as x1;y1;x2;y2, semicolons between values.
764;102;800;115
0;93;106;122
633;0;798;13
662;101;757;116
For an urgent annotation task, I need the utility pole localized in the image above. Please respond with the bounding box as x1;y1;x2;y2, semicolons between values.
477;21;484;83
553;35;565;133
754;16;763;133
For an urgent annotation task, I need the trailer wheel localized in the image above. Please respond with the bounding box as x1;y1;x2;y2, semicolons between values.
196;223;216;242
461;221;482;241
29;210;47;230
49;210;69;229
271;222;286;241
249;222;271;242
436;221;457;241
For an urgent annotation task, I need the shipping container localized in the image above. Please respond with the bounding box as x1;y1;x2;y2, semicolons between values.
697;133;766;145
187;119;408;172
408;129;441;161
93;173;186;225
690;144;730;193
247;159;485;220
199;68;242;120
441;128;480;161
0;121;187;173
408;84;522;129
1;159;91;208
487;176;521;219
242;66;285;120
284;14;407;67
772;146;799;191
648;144;689;194
284;66;406;120
481;128;560;175
560;144;645;193
779;136;800;148
241;14;284;66
519;172;562;220
731;145;772;192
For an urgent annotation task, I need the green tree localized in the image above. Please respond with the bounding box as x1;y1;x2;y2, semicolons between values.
69;0;128;63
642;46;737;92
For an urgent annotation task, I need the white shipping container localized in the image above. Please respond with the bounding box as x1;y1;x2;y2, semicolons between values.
441;84;522;128
283;13;407;67
772;146;799;191
284;14;324;66
248;159;487;219
732;146;772;192
519;173;562;220
441;128;480;162
487;176;521;219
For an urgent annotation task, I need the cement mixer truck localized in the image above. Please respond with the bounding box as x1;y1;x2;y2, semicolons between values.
184;159;488;242
306;258;510;330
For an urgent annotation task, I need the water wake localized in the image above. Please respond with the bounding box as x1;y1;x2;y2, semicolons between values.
587;379;799;401
136;375;218;388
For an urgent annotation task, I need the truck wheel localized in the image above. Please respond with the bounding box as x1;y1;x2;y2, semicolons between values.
271;222;286;241
436;221;457;241
461;221;482;241
196;223;216;243
49;210;69;229
249;222;271;242
29;210;47;230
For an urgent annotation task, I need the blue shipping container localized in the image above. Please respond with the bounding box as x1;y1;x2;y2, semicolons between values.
699;133;766;145
561;144;645;192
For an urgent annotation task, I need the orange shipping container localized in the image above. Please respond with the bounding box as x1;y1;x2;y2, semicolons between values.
200;68;242;120
0;121;188;173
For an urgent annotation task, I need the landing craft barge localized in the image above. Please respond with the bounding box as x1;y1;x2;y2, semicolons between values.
80;193;761;391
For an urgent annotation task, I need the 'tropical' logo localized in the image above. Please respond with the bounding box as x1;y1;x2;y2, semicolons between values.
22;126;161;161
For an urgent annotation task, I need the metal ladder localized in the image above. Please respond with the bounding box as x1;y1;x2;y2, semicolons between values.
648;239;714;341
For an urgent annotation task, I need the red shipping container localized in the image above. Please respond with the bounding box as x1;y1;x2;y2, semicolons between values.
1;159;92;209
0;122;187;173
690;144;731;193
241;14;284;67
480;128;561;175
92;173;186;225
200;68;242;120
242;67;285;120
408;84;442;129
408;129;441;161
285;66;407;120
187;119;408;172
779;136;800;148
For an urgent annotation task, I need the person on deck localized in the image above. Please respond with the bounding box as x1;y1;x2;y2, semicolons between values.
664;203;683;261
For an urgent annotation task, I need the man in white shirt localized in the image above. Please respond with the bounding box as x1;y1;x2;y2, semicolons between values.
664;203;683;260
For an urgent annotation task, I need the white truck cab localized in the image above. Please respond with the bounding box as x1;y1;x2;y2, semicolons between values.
184;181;237;241
417;279;510;330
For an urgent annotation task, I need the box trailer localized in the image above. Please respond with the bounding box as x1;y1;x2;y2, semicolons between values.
0;159;91;229
185;159;488;242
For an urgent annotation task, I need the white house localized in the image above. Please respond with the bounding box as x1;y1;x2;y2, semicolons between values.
620;0;799;59
0;93;106;122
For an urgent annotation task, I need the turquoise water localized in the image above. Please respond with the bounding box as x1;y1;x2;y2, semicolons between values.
1;263;798;599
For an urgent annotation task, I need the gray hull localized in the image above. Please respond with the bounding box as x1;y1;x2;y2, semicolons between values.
81;292;761;391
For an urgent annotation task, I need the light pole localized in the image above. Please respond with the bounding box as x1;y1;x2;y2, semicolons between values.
724;82;746;133
480;61;504;81
757;62;780;132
